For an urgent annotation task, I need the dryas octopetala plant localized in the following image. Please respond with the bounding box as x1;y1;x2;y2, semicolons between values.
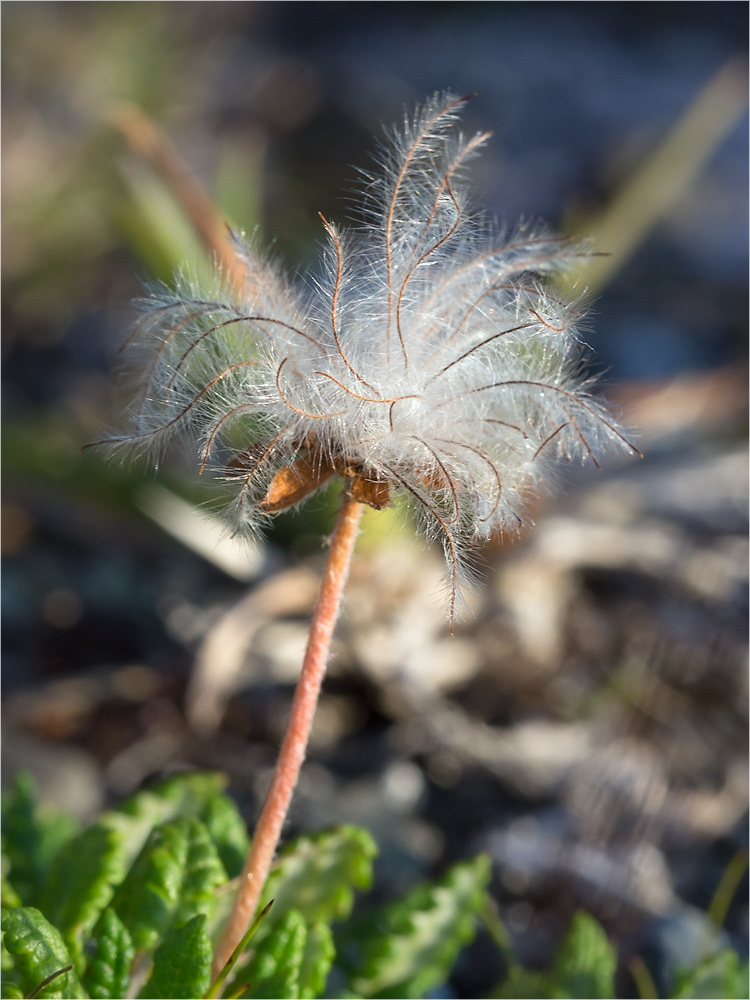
102;92;639;972
110;92;637;617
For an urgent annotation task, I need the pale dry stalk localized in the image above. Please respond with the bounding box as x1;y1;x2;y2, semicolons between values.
211;492;363;977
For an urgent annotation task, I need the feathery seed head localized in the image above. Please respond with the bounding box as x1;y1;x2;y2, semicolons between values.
107;92;638;618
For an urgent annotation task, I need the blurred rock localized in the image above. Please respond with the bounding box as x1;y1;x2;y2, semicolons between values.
565;739;669;845
486;807;675;917
2;726;103;822
345;548;484;693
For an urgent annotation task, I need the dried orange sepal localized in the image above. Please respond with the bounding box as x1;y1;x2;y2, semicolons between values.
258;453;337;512
345;473;391;510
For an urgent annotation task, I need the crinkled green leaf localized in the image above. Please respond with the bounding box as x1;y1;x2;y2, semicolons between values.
261;826;377;934
110;818;189;952
82;908;134;1000
239;909;307;1000
103;772;228;871
172;816;227;928
39;824;127;973
1;773;78;907
298;922;335;1000
138;914;211;1000
671;948;750;1000
1;907;86;999
201;792;249;880
343;854;491;999
546;912;616;999
111;815;225;953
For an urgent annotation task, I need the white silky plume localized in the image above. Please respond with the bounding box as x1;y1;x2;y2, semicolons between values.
109;92;638;617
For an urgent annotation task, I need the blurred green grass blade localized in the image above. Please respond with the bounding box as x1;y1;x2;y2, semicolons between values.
206;900;274;1000
707;849;748;929
560;58;748;298
116;158;211;283
214;136;263;239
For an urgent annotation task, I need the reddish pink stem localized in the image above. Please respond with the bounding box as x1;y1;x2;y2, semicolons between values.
213;492;363;977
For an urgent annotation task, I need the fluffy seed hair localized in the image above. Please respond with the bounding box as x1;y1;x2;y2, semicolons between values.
106;92;638;618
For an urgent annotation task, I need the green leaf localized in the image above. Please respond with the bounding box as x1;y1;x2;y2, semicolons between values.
172;817;227;928
261;826;377;932
39;824;127;973
201;793;250;880
111;815;225;953
110;818;189;952
298;922;335;1000
138;914;212;1000
546;912;616;999
103;772;229;870
491;966;550;999
1;773;78;907
2;928;13;971
1;907;86;999
343;854;491;999
1;874;21;909
240;909;307;1000
82;908;134;1000
671;948;750;1000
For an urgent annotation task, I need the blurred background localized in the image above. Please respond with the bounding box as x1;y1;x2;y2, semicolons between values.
2;3;748;996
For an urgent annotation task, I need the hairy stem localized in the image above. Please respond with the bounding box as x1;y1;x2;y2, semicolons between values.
212;492;363;977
